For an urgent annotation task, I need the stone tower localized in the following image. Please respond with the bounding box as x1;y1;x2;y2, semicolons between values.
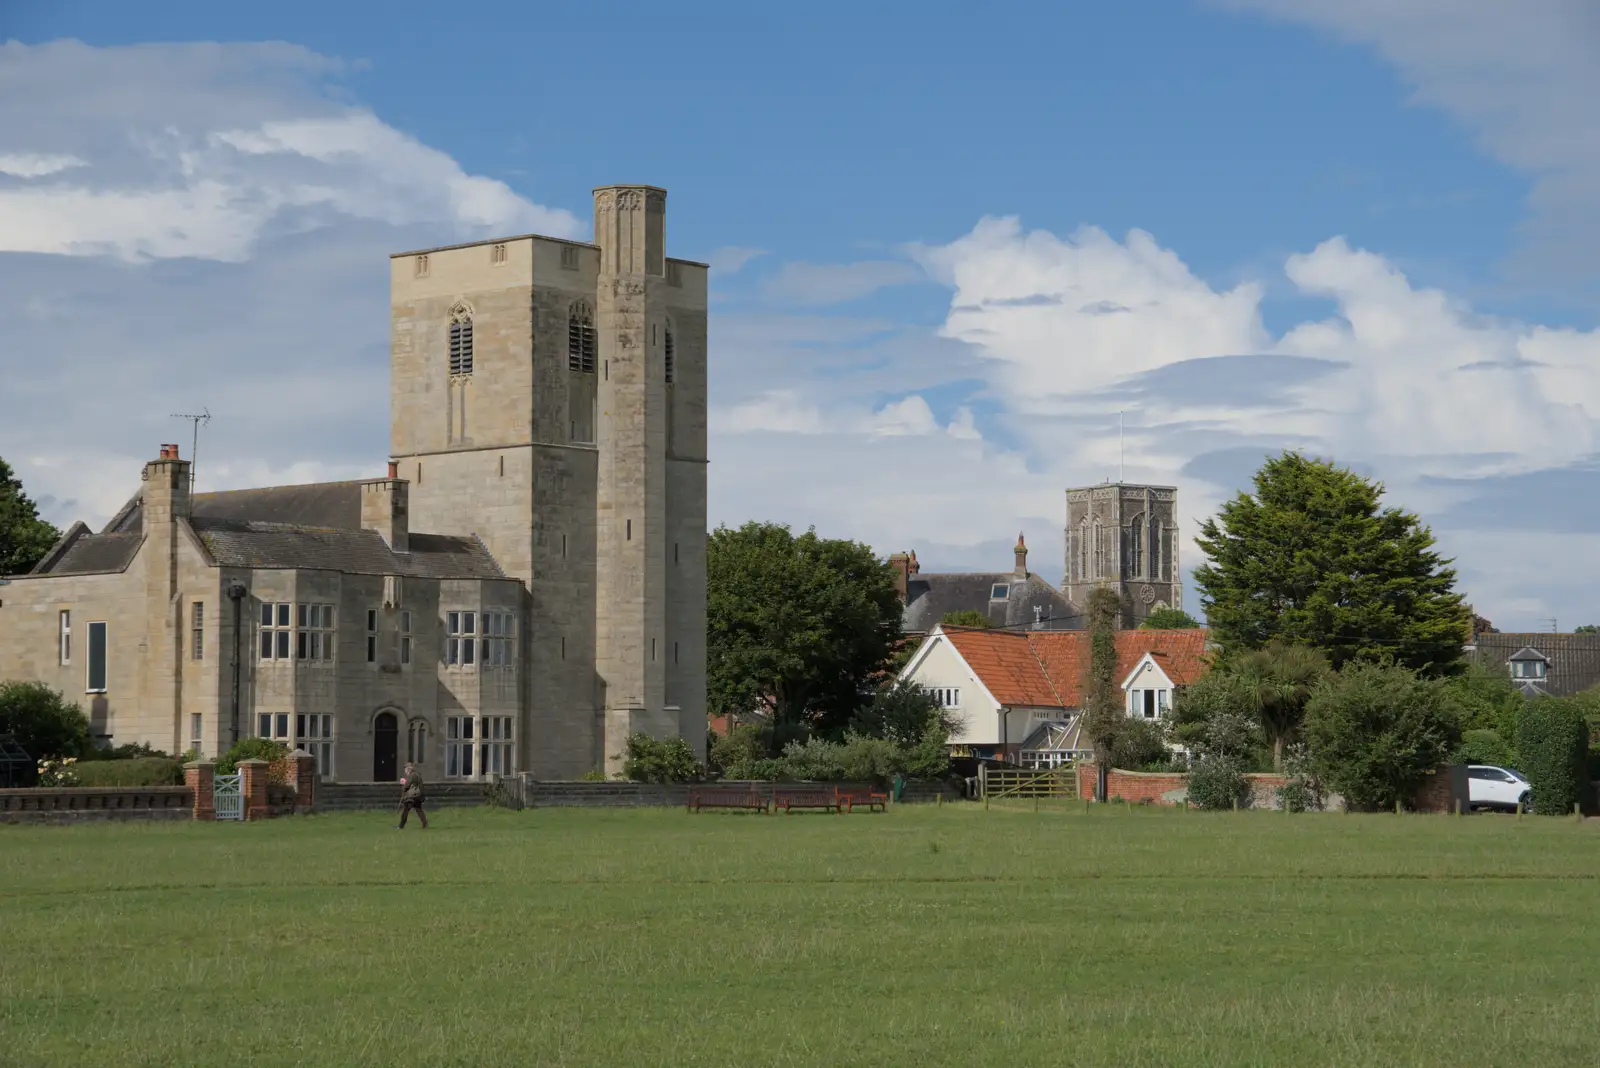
1063;483;1181;628
388;183;707;777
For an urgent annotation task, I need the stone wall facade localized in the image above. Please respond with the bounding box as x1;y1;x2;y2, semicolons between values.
1063;483;1183;627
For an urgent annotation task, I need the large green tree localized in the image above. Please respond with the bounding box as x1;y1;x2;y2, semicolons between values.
708;522;904;738
1193;452;1468;676
1303;663;1460;811
1079;587;1124;791
0;458;59;576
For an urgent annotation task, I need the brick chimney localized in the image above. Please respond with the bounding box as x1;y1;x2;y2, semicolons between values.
1014;532;1028;578
889;552;911;601
361;462;409;552
142;443;192;530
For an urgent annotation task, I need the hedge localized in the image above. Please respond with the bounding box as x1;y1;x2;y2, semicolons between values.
69;757;185;788
1516;698;1588;816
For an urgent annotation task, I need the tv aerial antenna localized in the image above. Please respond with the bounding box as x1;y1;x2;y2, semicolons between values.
170;408;211;492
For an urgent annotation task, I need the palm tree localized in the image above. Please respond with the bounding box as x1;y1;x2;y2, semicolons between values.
1234;642;1329;770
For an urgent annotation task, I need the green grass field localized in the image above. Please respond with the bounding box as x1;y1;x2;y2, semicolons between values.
3;803;1598;1068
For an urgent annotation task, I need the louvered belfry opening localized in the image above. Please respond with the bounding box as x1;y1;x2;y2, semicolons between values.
664;326;675;384
449;315;474;375
568;302;596;372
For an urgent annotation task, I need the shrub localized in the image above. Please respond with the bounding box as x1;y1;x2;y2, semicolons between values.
82;741;170;762
0;681;90;762
849;681;953;746
1303;663;1459;812
709;723;767;777
71;757;184;787
1110;716;1168;771
1186;756;1248;810
1276;742;1323;813
36;756;80;787
580;767;608;782
216;737;289;776
620;734;704;783
1452;728;1513;768
1517;697;1588;815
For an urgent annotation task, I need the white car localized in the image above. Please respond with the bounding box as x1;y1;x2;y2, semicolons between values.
1467;765;1532;812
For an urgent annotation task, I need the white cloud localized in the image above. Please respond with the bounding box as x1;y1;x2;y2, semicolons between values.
706;246;766;275
0;41;580;263
1213;0;1600;288
0;153;85;178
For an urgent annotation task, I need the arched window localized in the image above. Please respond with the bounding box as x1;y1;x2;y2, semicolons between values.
1092;518;1104;579
664;322;676;384
1149;518;1163;580
1077;518;1089;581
448;309;473;376
568;301;596;373
1126;513;1144;580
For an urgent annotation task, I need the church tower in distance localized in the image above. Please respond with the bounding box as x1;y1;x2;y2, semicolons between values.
1063;483;1182;629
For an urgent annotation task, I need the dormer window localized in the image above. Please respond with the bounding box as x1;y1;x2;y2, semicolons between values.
1508;648;1550;681
990;584;1009;600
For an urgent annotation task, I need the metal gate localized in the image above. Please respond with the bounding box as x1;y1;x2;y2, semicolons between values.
213;772;244;821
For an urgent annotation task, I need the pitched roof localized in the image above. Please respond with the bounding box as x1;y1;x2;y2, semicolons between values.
191;520;505;580
903;571;1078;634
45;533;144;575
940;627;1211;709
105;481;365;534
1470;633;1600;698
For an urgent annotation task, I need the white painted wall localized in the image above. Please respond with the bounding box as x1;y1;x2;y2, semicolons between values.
900;636;1001;745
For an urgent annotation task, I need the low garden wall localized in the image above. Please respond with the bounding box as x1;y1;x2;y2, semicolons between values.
517;778;957;808
1075;763;1468;812
0;785;194;824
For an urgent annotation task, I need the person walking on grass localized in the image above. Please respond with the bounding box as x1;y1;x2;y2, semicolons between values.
398;762;428;830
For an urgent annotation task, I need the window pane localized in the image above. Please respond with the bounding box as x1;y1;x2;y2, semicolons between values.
275;714;288;738
401;636;411;665
463;746;473;776
463;613;475;634
297;632;308;659
447;718;458;740
261;603;273;626
297;603;308;628
463;718;474;740
258;714;271;737
276;631;290;659
86;622;108;691
418;726;427;762
446;746;458;776
402;611;412;633
463;639;475;665
295;714;306;738
447;638;458;665
367;609;376;631
447;612;459;634
260;631;273;659
277;603;290;627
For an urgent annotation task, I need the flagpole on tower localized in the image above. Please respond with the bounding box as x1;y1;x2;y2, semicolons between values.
1119;410;1125;484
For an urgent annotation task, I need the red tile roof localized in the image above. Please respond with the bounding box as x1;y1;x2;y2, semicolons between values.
941;627;1211;709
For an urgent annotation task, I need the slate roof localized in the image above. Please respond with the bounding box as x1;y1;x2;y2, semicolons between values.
192;520;505;579
940;627;1212;709
105;481;365;534
903;572;1078;634
44;532;144;575
1469;633;1600;698
31;479;505;580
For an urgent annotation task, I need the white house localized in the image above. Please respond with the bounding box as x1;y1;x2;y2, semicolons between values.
896;624;1211;767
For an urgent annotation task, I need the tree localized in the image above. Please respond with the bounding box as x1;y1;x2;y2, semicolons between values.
0;458;60;576
1193;452;1469;676
1140;607;1201;630
0;681;90;763
1440;659;1525;763
708;522;904;738
940;610;993;629
1233;642;1329;769
1576;625;1600;635
1302;663;1460;811
1167;669;1265;757
1079;587;1123;797
849;680;952;746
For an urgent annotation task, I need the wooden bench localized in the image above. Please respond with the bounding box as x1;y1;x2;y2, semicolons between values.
835;786;889;813
686;788;769;814
772;787;840;814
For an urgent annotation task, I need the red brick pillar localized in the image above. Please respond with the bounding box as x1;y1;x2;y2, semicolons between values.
185;761;216;820
238;759;270;821
290;749;317;813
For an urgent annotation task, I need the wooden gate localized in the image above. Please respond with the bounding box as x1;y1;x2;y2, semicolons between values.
981;766;1078;802
213;772;244;821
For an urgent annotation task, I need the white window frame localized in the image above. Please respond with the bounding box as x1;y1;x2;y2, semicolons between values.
481;715;514;776
191;601;204;661
260;602;292;660
921;686;961;710
59;609;71;665
296;712;335;780
483;612;515;666
296;603;336;662
446;611;477;667
445;715;476;777
989;584;1008;601
189;712;203;756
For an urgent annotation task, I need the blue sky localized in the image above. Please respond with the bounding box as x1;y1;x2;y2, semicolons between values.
2;0;1598;629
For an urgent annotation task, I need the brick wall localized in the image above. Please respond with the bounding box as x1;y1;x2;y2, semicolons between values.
1077;763;1463;811
0;786;193;824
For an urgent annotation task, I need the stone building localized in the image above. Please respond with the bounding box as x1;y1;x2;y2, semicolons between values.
890;535;1076;637
0;183;707;782
1063;482;1182;629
